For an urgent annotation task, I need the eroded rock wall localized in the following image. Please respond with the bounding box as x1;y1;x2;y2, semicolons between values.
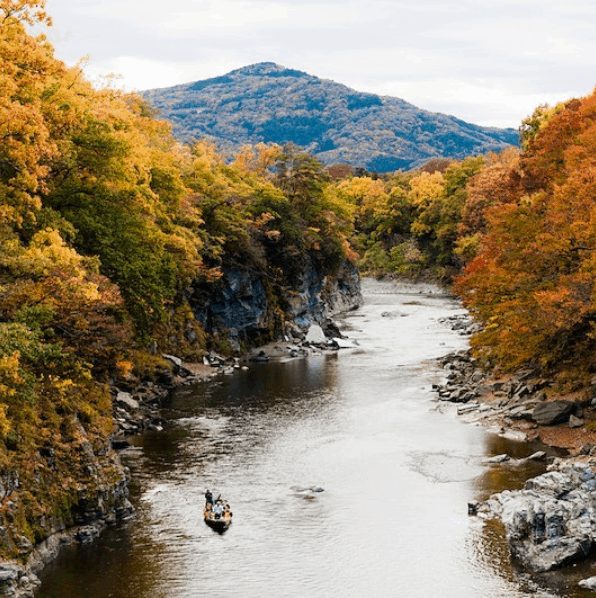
191;258;362;349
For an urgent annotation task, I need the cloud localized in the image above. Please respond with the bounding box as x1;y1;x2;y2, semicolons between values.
45;0;596;127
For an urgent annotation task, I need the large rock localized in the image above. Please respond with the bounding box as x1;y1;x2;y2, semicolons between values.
190;259;362;344
322;319;343;339
477;460;596;572
115;391;140;411
569;414;584;428
331;337;358;349
532;401;573;425
579;576;596;590
161;353;182;368
304;324;326;344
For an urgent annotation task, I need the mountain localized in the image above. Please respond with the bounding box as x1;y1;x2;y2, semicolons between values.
143;62;519;172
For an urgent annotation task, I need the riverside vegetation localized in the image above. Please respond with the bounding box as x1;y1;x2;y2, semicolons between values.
0;0;594;592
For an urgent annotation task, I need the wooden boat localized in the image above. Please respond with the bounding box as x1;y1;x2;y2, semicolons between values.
203;503;232;533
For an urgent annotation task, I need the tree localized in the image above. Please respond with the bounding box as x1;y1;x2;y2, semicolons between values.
456;91;595;386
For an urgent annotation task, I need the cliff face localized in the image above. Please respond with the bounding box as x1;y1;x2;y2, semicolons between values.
285;260;362;328
190;258;362;349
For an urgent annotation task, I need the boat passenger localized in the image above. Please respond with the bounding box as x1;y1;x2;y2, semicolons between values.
213;502;224;518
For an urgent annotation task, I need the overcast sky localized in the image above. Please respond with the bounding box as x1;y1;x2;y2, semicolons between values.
45;0;595;128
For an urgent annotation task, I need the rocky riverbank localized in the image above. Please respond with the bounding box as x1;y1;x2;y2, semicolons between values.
434;312;596;583
110;318;361;442
434;313;595;449
0;459;132;597
110;260;362;442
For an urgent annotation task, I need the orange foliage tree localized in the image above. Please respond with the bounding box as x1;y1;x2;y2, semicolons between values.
456;92;595;386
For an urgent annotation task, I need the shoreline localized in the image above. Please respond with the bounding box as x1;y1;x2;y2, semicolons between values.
434;313;596;584
433;313;596;453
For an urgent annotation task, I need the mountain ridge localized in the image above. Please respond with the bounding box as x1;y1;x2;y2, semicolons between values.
143;62;519;172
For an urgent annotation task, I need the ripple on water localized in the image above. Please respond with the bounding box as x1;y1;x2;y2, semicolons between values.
408;451;485;483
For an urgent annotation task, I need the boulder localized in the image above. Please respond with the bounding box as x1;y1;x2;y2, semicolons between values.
579;577;596;590
161;353;182;368
569;415;584;428
322;319;343;338
249;350;270;363
331;337;358;349
75;525;101;544
207;352;226;367
532;401;573;425
526;451;547;461
579;444;594;455
507;405;535;420
304;324;326;344
471;371;484;383
115;392;140;411
161;353;193;376
476;461;596;572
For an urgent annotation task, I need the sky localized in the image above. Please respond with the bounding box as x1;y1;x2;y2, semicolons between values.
45;0;596;128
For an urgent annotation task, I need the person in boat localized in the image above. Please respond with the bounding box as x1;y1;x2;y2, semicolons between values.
213;501;224;519
205;489;213;505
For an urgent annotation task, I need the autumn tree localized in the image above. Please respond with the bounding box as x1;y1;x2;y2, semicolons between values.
456;92;595;386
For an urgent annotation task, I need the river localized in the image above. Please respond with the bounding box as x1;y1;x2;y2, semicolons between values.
38;279;581;597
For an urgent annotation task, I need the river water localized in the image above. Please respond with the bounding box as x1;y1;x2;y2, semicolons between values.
38;280;582;597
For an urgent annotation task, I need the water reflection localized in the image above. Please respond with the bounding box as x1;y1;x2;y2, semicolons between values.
38;280;579;597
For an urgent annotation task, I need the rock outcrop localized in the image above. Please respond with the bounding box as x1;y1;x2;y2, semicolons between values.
191;258;362;349
476;459;596;572
532;401;574;426
0;455;132;597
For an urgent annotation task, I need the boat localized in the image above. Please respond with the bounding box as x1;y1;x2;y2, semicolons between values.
203;502;233;533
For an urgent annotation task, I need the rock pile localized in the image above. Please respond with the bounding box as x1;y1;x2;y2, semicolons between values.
432;349;587;432
111;353;226;443
437;313;480;336
0;562;38;597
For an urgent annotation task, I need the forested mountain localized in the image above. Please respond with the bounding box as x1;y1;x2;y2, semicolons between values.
143;62;519;172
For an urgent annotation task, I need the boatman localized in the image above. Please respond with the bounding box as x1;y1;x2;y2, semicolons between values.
205;489;213;505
